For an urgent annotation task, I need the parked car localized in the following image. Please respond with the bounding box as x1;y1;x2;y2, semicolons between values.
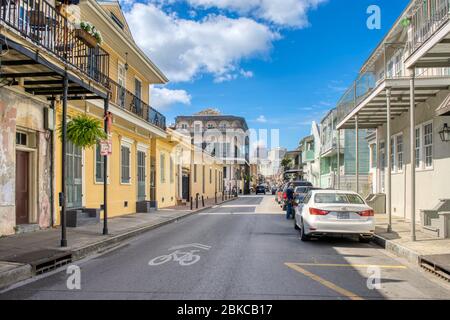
294;189;375;243
255;185;266;195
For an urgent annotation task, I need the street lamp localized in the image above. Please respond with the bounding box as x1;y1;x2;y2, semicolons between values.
439;123;450;142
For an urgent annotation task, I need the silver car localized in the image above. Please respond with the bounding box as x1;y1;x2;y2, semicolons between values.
294;190;375;242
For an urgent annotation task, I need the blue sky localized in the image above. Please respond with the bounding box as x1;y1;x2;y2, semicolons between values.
122;0;408;150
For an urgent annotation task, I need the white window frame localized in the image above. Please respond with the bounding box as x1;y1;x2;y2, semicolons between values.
422;120;434;170
94;140;111;185
120;137;134;185
395;133;404;173
415;125;422;170
160;153;166;184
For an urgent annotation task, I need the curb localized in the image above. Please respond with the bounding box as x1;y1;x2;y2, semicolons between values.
372;234;421;265
0;197;238;291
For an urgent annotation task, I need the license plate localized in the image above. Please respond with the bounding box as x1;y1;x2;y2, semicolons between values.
337;212;350;220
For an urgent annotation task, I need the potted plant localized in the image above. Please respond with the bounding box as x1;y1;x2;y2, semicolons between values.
75;21;103;48
59;114;107;148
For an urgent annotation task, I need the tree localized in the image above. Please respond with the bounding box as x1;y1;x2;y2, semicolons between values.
281;157;293;170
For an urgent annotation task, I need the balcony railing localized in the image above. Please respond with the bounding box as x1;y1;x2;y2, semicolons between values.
0;0;109;87
409;0;450;55
109;79;166;131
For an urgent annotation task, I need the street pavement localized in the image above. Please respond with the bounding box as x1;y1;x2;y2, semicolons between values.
1;195;450;300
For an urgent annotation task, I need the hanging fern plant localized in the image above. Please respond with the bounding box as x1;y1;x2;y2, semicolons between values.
59;114;107;148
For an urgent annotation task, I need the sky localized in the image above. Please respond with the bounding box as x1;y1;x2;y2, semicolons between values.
119;0;408;150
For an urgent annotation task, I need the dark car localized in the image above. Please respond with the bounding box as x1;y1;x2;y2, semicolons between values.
255;185;266;195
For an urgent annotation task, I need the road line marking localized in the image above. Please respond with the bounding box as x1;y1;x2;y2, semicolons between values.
220;205;258;208
291;263;407;269
285;263;364;300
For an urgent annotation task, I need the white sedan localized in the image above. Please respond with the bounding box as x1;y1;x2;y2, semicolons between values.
294;190;375;242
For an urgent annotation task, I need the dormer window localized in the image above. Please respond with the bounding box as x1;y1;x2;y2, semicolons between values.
111;12;125;30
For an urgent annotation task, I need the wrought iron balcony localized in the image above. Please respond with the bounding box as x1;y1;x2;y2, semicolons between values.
408;0;450;55
0;0;109;87
109;79;166;131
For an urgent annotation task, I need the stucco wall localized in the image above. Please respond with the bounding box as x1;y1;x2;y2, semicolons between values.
0;88;52;236
377;90;450;220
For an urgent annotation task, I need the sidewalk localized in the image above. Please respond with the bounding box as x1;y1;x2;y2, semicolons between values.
0;196;237;290
373;214;450;279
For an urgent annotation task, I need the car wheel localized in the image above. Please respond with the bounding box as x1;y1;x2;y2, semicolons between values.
358;236;372;243
299;219;311;241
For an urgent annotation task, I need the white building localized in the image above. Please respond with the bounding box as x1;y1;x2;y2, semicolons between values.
336;0;450;239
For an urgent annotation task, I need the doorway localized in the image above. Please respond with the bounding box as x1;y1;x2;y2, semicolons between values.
137;150;146;201
15;150;29;224
66;141;83;208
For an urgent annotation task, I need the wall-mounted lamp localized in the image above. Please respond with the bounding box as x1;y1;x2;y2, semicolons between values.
439;123;450;142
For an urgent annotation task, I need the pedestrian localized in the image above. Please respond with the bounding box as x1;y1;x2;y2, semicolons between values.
286;183;295;219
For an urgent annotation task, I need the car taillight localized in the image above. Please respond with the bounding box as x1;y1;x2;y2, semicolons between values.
309;208;329;215
359;210;374;217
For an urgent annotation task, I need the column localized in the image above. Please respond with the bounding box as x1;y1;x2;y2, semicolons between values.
337;129;340;190
386;88;392;232
103;97;109;236
409;69;416;241
355;114;359;194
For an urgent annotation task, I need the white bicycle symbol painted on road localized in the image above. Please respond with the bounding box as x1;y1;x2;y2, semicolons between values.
148;243;211;266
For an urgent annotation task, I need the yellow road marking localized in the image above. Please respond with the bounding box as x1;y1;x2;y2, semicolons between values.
290;263;407;269
285;263;363;300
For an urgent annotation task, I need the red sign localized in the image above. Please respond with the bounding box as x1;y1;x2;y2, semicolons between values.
100;139;112;156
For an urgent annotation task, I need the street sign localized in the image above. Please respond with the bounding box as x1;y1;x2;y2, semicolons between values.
100;139;112;156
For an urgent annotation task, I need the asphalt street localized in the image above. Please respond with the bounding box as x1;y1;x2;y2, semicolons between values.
1;195;450;300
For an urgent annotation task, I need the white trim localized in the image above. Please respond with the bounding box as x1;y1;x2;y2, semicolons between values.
121;136;134;148
93;143;111;185
422;120;434;170
137;142;150;152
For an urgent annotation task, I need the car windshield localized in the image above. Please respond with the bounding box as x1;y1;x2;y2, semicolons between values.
294;187;309;194
314;193;365;204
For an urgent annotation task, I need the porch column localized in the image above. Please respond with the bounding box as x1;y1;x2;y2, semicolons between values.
60;75;68;247
409;69;416;241
336;129;340;190
386;88;392;232
103;97;109;236
355;114;359;194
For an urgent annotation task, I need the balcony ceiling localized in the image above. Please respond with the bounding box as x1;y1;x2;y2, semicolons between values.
337;77;450;130
406;21;450;69
0;38;107;100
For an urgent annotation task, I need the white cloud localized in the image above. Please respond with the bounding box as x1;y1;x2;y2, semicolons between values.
151;87;191;109
125;3;279;82
183;0;326;28
256;115;267;123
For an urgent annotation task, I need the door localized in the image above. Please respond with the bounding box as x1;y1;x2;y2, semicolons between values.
150;156;156;202
66;141;83;208
134;78;142;114
182;174;190;201
137;151;146;201
117;63;126;108
15;151;29;225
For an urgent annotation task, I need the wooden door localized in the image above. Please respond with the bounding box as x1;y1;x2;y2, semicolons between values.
15;150;29;224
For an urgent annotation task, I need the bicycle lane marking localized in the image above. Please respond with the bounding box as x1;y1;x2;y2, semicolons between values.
148;244;211;267
284;262;364;300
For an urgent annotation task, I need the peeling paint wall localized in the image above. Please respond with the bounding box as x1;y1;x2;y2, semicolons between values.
0;88;52;236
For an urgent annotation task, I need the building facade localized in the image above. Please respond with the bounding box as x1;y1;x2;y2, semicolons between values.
174;109;250;194
335;0;450;238
299;121;321;187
